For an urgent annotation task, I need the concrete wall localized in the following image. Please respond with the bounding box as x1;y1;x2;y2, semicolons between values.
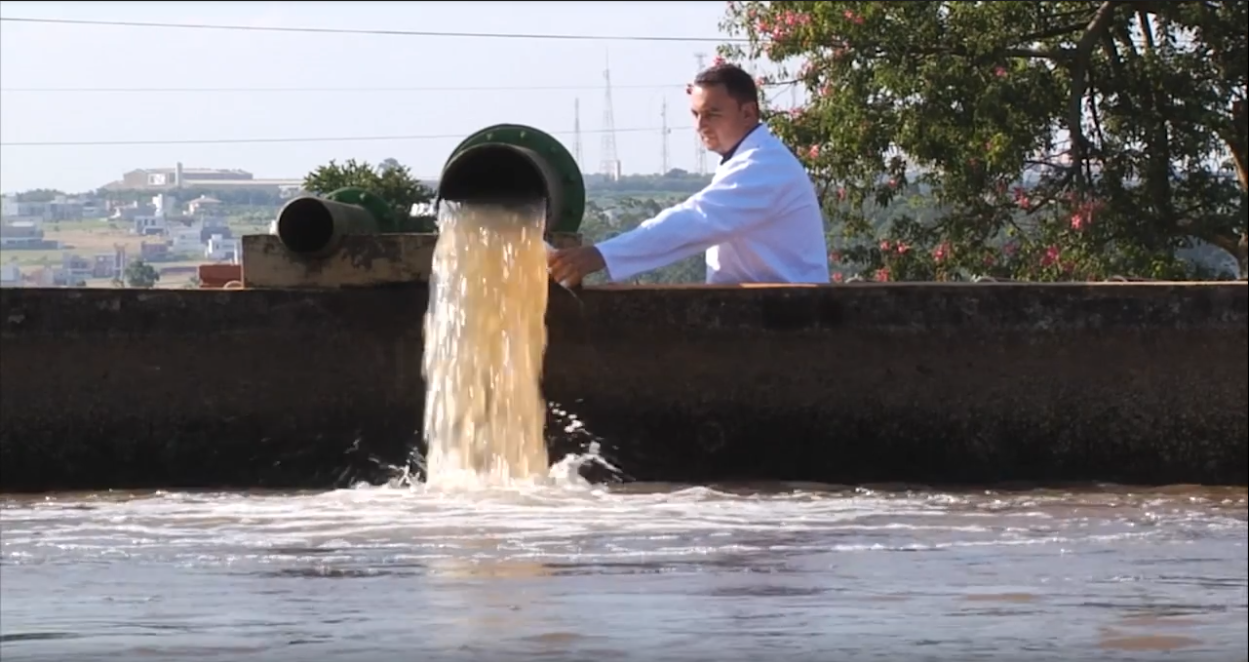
0;282;1245;492
240;232;584;289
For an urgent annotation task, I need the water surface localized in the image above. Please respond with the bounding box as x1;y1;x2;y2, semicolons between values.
2;482;1246;661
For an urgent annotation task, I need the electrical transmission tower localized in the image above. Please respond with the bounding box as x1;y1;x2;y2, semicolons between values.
693;52;708;175
573;98;583;171
599;56;621;180
660;98;671;174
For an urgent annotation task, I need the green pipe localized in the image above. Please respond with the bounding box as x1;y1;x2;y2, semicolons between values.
275;187;395;256
437;124;585;234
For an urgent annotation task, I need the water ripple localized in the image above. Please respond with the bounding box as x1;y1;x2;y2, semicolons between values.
2;484;1246;661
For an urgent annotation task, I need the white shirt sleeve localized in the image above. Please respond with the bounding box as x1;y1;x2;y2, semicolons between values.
593;155;780;282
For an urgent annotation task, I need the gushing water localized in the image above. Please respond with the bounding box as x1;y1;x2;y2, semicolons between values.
421;200;552;488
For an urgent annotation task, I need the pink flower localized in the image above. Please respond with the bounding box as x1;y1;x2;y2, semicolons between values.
1070;200;1100;230
932;242;950;263
806;145;820;160
895;242;910;254
832;272;845;283
994;66;1008;78
1012;186;1029;209
843;9;864;25
874;267;891;281
779;11;810;27
1040;245;1061;267
879;239;892;251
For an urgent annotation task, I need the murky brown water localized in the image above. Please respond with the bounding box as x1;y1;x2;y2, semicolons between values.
422;200;552;487
2;482;1245;661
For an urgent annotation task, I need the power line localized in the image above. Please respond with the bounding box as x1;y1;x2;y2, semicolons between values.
0;16;744;43
1;82;793;96
0;84;691;93
0;126;689;148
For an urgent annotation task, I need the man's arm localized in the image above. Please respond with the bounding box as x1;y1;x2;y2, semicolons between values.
593;156;781;282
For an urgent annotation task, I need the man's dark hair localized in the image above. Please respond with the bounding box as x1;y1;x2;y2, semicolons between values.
693;63;759;108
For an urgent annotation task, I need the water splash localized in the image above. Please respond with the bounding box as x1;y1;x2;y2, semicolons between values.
421;200;552;489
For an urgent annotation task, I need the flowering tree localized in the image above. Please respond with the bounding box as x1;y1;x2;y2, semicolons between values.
720;1;1247;281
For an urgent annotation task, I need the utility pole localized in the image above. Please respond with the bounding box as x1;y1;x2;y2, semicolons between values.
573;98;583;170
693;52;707;175
660;98;671;174
600;53;621;180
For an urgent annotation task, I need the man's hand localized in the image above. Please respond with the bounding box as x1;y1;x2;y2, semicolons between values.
548;246;607;286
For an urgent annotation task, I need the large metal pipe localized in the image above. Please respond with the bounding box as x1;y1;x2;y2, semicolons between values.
437;124;586;234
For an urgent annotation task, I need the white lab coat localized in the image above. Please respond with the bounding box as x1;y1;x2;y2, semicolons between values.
594;124;830;284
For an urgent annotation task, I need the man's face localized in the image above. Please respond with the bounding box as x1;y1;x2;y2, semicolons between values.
689;83;757;155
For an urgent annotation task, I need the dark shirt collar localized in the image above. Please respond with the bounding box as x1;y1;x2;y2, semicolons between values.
718;123;763;164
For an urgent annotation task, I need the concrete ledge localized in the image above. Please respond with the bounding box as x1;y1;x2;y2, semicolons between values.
241;232;583;289
0;282;1245;492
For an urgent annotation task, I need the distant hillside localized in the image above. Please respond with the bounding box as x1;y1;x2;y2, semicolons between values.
584;170;711;196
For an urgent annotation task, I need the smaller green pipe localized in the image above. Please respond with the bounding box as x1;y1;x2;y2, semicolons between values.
275;187;382;256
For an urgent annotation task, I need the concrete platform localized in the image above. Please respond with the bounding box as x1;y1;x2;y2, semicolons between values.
0;281;1245;492
240;232;583;289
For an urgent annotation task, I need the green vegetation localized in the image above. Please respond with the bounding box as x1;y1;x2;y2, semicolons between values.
10;188;68;203
2;249;71;267
43;218;112;234
302;158;436;232
721;0;1246;281
18;6;1249;291
123;259;160;289
579;195;708;284
100;187;289;209
289;160;712;283
584;170;718;197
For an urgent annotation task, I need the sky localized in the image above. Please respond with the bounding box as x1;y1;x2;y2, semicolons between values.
0;0;757;194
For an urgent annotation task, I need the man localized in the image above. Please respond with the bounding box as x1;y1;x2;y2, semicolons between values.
548;63;830;286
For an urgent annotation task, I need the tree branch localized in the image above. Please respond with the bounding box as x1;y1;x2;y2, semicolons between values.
1017;22;1094;45
1068;1;1120;188
1221;98;1249;275
1130;10;1178;227
1222;99;1248;191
